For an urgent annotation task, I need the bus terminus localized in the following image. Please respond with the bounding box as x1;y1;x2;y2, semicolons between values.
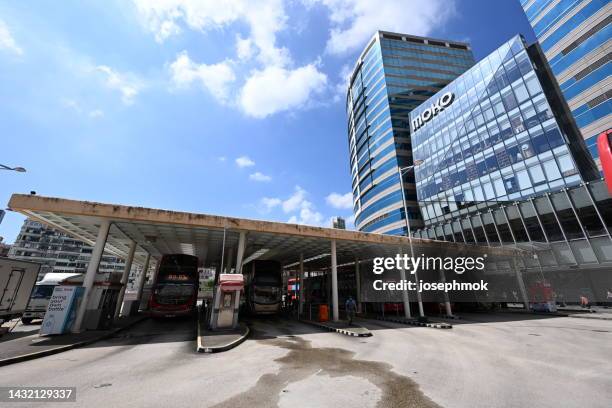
149;254;199;318
243;260;282;315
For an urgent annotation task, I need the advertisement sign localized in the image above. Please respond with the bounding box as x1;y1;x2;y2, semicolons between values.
40;286;84;335
198;268;215;300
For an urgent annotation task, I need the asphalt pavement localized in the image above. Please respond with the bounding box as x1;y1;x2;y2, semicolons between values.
0;313;610;407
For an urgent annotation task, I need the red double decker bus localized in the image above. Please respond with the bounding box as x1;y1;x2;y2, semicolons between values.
149;254;199;318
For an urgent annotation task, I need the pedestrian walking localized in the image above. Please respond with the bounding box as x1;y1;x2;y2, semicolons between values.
345;296;357;326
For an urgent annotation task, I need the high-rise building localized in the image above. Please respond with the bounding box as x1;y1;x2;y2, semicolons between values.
347;31;475;235
520;0;611;169
409;34;612;296
8;218;125;278
411;34;599;227
332;216;346;229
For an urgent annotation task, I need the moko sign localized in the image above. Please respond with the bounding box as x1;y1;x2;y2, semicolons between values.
412;92;455;132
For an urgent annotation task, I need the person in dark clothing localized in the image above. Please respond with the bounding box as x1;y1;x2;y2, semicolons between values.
345;296;357;326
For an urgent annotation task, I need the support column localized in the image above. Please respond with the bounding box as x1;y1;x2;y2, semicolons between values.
438;268;453;317
114;240;136;319
414;270;425;318
513;259;530;310
397;248;411;319
72;219;111;333
235;231;246;274
135;253;151;309
331;240;339;321
355;257;362;314
299;253;305;316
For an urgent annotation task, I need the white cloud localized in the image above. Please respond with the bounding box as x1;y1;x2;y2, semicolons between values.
236;34;255;60
132;0;290;66
261;197;282;211
134;1;334;118
96;65;141;105
239;64;327;118
288;205;324;226
218;156;227;162
282;186;308;213
283;188;324;226
169;51;235;103
88;109;104;118
249;171;272;182
0;19;23;56
313;0;456;55
235;156;255;167
259;186;325;226
326;192;353;209
333;63;353;102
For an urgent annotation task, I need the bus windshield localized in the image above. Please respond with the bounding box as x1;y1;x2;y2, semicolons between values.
30;285;55;299
155;284;195;297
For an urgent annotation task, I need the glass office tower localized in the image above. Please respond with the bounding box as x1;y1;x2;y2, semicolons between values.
347;31;475;235
411;34;599;227
520;0;611;169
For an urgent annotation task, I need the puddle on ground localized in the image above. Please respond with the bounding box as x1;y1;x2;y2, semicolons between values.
211;332;439;408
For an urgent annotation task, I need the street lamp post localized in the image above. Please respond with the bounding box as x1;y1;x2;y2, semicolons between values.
398;163;425;318
0;164;26;173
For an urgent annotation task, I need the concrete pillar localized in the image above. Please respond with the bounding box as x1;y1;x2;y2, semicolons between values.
354;257;362;314
235;231;246;274
331;240;339;322
414;269;425;318
232;289;241;328
438;268;453;317
514;260;530;310
397;249;412;319
299;253;304;316
135;253;151;308
114;240;136;319
72;219;111;333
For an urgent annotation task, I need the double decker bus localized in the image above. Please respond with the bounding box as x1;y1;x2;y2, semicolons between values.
243;260;282;315
149;254;199;318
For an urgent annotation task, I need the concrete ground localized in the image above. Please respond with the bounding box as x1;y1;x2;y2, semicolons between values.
0;317;145;364
0;313;610;407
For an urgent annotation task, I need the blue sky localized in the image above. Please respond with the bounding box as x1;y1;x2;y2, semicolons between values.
0;0;535;243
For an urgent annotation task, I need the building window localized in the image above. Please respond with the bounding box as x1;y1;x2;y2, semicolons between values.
501;89;518;111
513;82;529;104
557;153;577;177
517;203;543;242
516;169;532;190
534;197;564;242
569;187;607;237
550;193;584;240
528;164;546;185
542;159;561;180
504;176;519;194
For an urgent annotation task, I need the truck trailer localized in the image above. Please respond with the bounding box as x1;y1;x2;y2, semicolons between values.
0;258;41;324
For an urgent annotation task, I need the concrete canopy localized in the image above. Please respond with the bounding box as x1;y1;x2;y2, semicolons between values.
7;194;518;270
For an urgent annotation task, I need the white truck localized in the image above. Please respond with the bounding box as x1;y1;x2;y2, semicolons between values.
21;272;82;324
0;258;40;324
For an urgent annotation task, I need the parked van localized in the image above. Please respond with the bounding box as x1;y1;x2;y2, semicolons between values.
21;273;82;324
